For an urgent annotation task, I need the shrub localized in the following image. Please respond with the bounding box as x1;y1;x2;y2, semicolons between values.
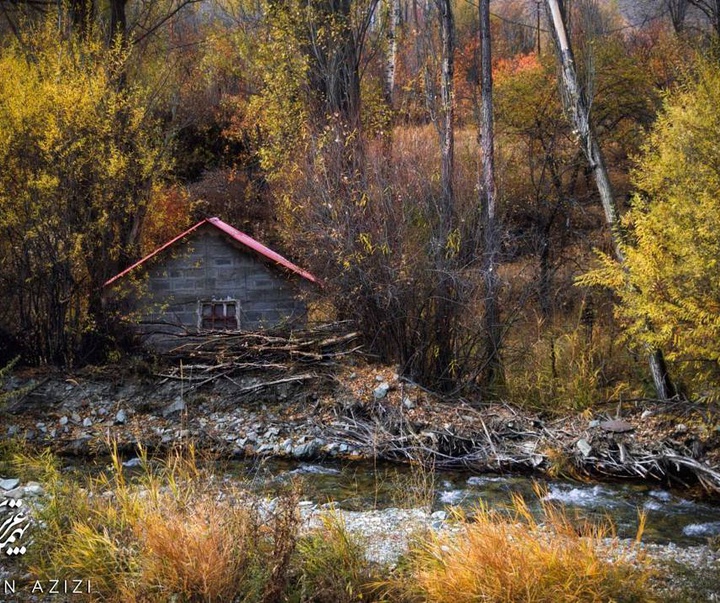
391;495;654;603
293;512;379;603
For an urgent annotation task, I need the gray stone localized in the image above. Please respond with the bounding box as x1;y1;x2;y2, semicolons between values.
589;420;600;428
375;375;385;382
23;482;45;497
246;431;258;443
82;417;93;427
71;412;82;424
163;397;186;418
576;438;593;457
402;396;415;409
431;510;447;521
0;478;19;491
373;383;390;400
122;457;142;468
59;416;68;425
599;419;634;433
3;487;24;499
640;410;653;420
7;425;19;436
293;438;323;460
675;423;688;434
115;409;127;424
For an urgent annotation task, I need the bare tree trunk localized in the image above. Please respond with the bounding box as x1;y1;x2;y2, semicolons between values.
438;0;454;215
384;0;400;108
433;0;456;390
668;0;689;33
546;0;675;400
479;0;502;388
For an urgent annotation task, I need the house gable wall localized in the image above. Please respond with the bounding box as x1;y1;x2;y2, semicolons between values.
122;225;307;344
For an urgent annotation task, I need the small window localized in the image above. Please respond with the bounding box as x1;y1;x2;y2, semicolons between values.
199;301;238;330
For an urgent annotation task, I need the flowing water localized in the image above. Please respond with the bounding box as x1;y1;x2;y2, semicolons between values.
220;458;720;547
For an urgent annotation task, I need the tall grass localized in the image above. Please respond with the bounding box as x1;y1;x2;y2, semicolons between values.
504;316;638;413
10;445;657;602
390;494;654;603
13;444;303;602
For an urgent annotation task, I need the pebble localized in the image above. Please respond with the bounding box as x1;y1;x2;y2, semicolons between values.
373;383;390;400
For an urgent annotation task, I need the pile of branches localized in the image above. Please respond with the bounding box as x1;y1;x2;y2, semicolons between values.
325;401;720;494
154;322;361;396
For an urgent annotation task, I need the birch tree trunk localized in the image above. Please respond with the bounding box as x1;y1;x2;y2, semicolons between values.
479;0;502;387
545;0;675;401
438;0;454;215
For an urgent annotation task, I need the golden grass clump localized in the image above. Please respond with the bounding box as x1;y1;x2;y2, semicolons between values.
19;444;302;602
395;494;655;603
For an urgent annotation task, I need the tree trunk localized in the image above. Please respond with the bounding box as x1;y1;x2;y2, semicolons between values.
110;0;127;45
479;0;502;388
438;0;454;216
546;0;675;400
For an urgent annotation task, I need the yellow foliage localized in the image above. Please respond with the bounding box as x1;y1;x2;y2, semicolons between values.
579;57;720;396
0;20;169;363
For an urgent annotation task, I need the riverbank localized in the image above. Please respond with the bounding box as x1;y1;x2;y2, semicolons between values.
2;362;719;496
2;471;719;602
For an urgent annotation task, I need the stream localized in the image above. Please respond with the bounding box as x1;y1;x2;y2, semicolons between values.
212;458;720;547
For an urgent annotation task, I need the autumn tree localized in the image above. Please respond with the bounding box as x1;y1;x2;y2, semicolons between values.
580;57;720;397
0;22;169;364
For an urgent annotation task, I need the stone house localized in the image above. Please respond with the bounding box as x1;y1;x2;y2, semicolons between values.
103;217;318;348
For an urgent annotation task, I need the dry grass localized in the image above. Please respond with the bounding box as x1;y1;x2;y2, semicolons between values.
18;444;301;602
392;494;655;603
295;511;380;603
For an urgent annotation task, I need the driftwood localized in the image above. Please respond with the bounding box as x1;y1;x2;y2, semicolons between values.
154;322;361;397
323;401;720;494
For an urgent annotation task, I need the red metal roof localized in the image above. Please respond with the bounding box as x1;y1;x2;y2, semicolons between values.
103;217;319;287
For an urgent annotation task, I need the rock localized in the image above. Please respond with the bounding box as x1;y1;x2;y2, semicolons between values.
373;383;390;400
161;434;173;444
375;375;385;382
122;457;142;468
7;425;19;436
59;416;68;425
246;431;258;443
640;410;653;420
163;397;186;418
67;435;92;455
675;423;688;434
402;396;415;409
23;482;45;497
589;420;600;428
3;487;24;499
599;419;634;433
577;438;593;457
0;478;19;491
115;409;127;424
293;438;324;460
82;417;93;427
71;412;82;424
431;510;447;521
